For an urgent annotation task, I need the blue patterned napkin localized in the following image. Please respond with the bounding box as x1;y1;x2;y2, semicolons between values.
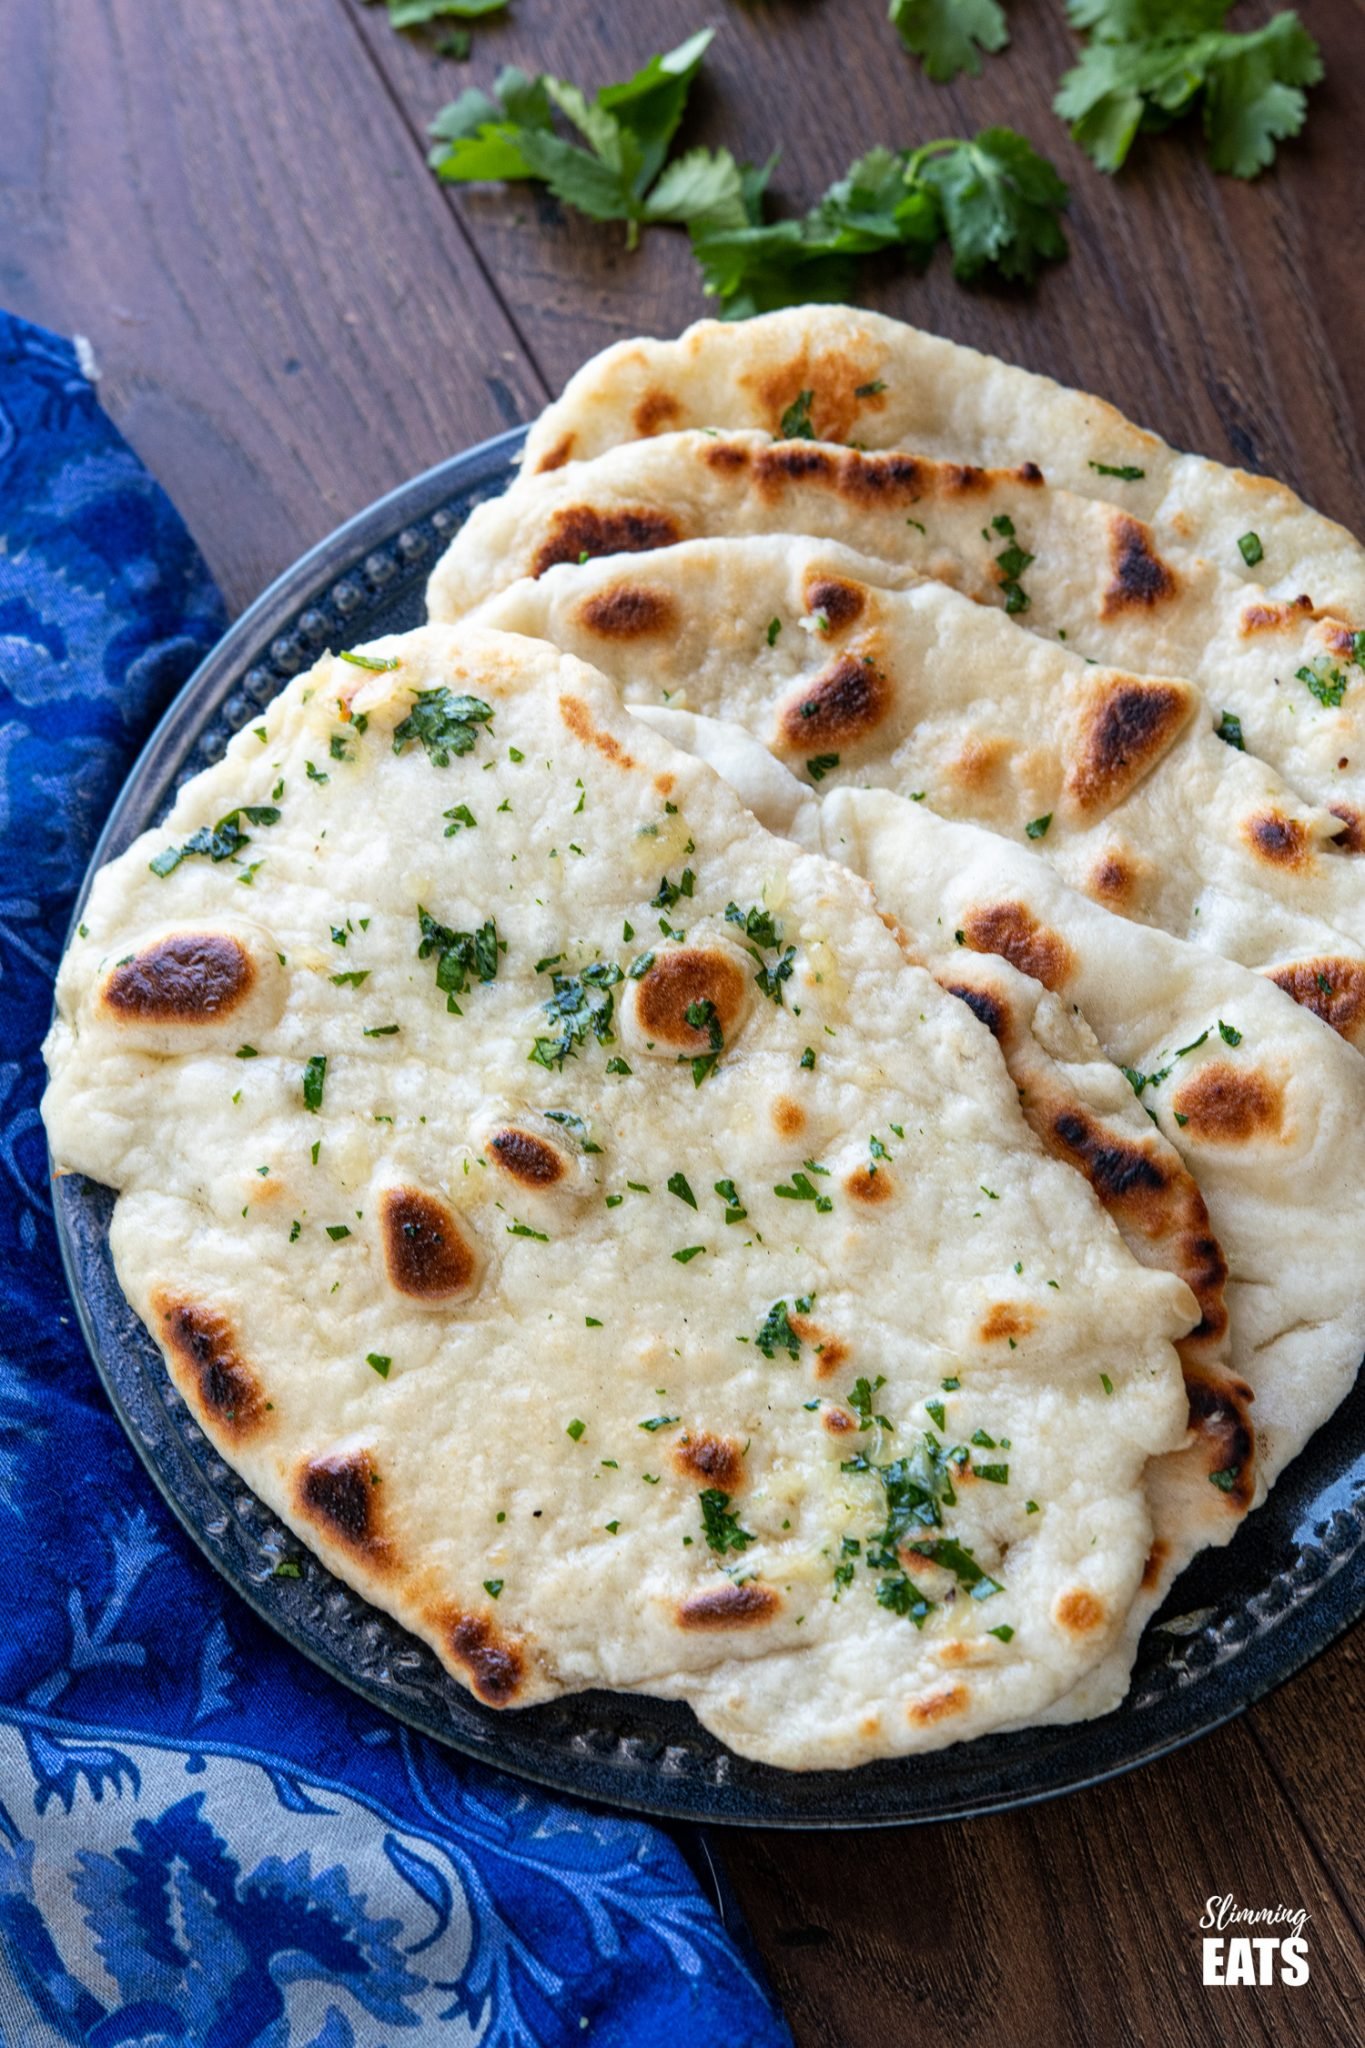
0;310;791;2048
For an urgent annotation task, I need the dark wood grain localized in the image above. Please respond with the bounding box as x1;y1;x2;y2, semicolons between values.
353;0;1365;527
0;0;545;611
7;2;1365;2042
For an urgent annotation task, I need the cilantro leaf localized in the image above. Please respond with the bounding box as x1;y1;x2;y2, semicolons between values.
416;908;503;1012
909;130;1070;282
429;32;734;247
392;688;493;766
889;0;1009;84
384;0;505;25
1056;4;1322;180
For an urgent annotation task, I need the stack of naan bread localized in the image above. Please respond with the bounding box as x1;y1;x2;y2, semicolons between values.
44;309;1365;1771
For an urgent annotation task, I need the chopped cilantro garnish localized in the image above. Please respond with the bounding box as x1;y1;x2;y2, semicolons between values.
483;1579;504;1598
508;1220;550;1242
148;804;281;877
1238;531;1264;566
443;803;477;835
699;1487;755;1554
366;1353;391;1378
417;907;503;1013
724;900;782;949
991;512;1033;614
667;1171;698;1208
780;390;816;440
1024;812;1052;840
392;687;494;765
988;1623;1015;1642
766;617;782;646
906;1536;1001;1600
236;1045;258;1060
1216;709;1245;750
714;1176;747;1224
330;969;370;988
652;868;695;910
566;1418;586;1441
1090;460;1145;480
800;1046;816;1069
806;753;840;782
1209;1465;1242;1493
639;1415;679;1432
1298;661;1349;708
325;1225;351;1241
673;1245;706;1264
774;1171;833;1211
1100;1373;1114;1396
1218;1019;1242;1046
531;958;623;1067
302;1054;327;1113
339;648;400;672
755;1299;802;1360
876;1571;935;1626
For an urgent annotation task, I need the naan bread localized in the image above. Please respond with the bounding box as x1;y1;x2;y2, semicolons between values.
42;625;1196;1769
518;307;1365;626
473;537;1365;1045
634;711;1365;1705
429;431;1365;834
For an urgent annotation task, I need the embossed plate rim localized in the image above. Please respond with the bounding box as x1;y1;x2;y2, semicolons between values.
51;426;1365;1827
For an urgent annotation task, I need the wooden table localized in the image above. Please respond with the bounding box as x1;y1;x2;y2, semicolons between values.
7;1;1365;2039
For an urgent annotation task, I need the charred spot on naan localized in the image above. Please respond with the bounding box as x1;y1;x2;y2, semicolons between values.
1141;1540;1170;1593
961;902;1073;993
744;347;885;445
776;654;891;753
1066;679;1194;814
1048;1105;1228;1354
978;1302;1035;1343
574;583;677;640
821;1406;857;1436
946;733;1012;797
1087;847;1143;910
1055;1589;1106;1636
380;1186;480;1303
442;1607;525;1705
905;1683;970;1728
628;946;749;1049
673;1433;745;1489
533;432;576;474
1171;1063;1285;1145
1101;514;1178;617
1265;957;1365;1044
1243;811;1314;870
940;978;1012;1045
632;388;684;437
676;1581;781;1630
771;1095;806;1139
1185;1368;1256;1512
1328;804;1365;853
845;1163;895;1205
296;1447;392;1571
154;1293;267;1440
801;572;866;631
101;932;255;1022
558;693;634;770
485;1127;568;1189
531;505;680;577
789;1312;849;1380
1237;593;1320;634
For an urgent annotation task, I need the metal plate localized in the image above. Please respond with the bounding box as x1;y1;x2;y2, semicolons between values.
53;427;1365;1827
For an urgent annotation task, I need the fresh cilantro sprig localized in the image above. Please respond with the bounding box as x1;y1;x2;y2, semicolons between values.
428;32;745;250
368;0;506;24
1055;2;1323;179
692;130;1069;318
889;0;1009;84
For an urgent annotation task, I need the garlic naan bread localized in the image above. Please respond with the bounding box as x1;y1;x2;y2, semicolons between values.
518;307;1365;628
635;711;1365;1697
474;537;1365;1045
42;625;1197;1769
429;431;1365;833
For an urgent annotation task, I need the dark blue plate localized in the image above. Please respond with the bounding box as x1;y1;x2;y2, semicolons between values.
53;427;1365;1827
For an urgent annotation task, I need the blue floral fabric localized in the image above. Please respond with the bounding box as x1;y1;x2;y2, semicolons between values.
0;310;792;2048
